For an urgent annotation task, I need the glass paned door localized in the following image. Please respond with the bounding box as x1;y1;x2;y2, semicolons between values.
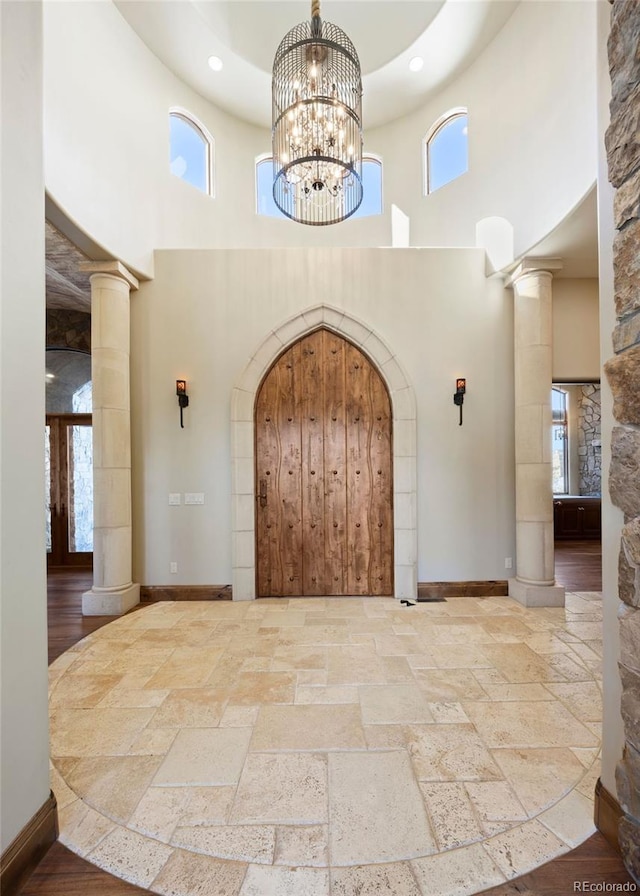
47;415;93;567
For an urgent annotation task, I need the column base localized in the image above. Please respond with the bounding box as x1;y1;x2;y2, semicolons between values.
82;582;140;616
508;578;565;607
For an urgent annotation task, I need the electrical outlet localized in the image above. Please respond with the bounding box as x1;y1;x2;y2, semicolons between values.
170;562;178;574
505;557;513;569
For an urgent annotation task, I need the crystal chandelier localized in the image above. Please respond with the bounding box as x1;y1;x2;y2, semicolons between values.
272;0;363;225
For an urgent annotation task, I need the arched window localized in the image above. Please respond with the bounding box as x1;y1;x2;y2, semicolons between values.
351;155;383;219
255;154;383;220
424;109;468;194
256;155;286;219
169;110;213;196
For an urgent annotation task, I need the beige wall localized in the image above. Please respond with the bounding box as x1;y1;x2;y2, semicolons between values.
130;247;515;588
552;279;600;381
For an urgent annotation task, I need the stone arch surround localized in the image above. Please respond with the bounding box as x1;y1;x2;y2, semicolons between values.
231;304;417;601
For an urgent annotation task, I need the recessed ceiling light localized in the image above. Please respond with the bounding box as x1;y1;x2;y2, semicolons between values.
208;55;223;72
46;372;55;380
408;56;424;73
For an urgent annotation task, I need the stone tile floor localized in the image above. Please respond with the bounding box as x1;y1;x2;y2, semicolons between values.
49;592;603;896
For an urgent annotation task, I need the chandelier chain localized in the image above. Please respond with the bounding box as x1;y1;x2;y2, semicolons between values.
311;0;320;19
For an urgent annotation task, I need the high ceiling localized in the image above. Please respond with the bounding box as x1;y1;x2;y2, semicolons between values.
45;1;599;313
114;0;519;129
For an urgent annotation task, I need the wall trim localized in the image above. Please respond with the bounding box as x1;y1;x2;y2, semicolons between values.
0;792;58;896
230;304;418;601
594;777;623;853
419;580;509;599
140;585;232;602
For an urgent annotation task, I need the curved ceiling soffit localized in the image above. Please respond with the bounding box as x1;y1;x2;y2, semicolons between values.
114;0;520;129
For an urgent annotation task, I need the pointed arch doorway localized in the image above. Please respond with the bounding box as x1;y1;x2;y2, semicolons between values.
255;328;393;596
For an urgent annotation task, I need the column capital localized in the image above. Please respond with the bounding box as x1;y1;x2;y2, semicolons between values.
506;257;563;288
80;260;139;291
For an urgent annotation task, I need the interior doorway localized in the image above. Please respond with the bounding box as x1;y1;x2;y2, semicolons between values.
46;414;93;567
255;328;393;596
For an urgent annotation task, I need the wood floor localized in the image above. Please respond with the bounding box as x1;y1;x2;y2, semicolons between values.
16;546;635;895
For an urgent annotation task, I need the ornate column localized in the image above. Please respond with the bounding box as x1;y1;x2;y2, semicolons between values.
507;257;565;608
81;261;140;616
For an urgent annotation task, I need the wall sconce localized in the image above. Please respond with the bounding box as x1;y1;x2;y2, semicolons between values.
453;378;466;426
176;379;189;428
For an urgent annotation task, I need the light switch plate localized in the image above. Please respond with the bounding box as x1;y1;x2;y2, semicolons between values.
185;493;205;505
169;493;181;505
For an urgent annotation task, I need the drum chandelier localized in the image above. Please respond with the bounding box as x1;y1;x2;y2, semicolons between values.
271;0;363;225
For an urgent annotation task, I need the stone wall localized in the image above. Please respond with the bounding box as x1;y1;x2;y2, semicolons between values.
578;384;602;496
46;308;91;352
604;0;640;881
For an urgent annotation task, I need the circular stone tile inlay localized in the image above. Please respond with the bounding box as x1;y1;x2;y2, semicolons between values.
49;594;602;895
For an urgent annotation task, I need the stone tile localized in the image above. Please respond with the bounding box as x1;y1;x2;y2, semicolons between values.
171;824;275;864
219;704;260;727
538;789;596;847
172;787;234;827
329;751;436;865
491;748;587;815
250;704;365;751
50;763;77;810
147;688;229;728
331;862;422;896
271;646;327;671
49;673;124;708
230;752;328;824
427;702;470;724
327;645;387;684
480;644;565;683
274;825;328;867
128;787;190;842
463;701;599;749
154;728;252;785
144;647;225;689
63;756;163;824
58;800;116;856
228;672;296;705
127;728;178;756
465;781;528;830
151;848;247;896
50;707;156;757
363;724;408;750
239;865;329;896
295;685;358;704
429;645;492;669
483;820;567;879
407;724;503;782
419;782;484;849
374;633;426;655
359;684;434;724
97;687;171;708
480;683;555;702
88;825;174;888
544;681;602;722
410;841;506;896
413;669;489;702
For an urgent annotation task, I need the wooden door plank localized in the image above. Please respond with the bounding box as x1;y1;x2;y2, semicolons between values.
300;330;325;595
369;370;394;595
323;331;347;595
255;354;283;596
277;344;303;595
345;343;373;594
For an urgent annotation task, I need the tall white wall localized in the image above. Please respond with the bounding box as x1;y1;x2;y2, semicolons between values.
130;248;515;586
0;1;50;851
43;1;597;276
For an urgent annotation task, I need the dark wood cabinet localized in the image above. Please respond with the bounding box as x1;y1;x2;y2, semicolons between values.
554;497;601;540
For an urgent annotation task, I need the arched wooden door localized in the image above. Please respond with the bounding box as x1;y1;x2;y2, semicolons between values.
255;328;393;596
